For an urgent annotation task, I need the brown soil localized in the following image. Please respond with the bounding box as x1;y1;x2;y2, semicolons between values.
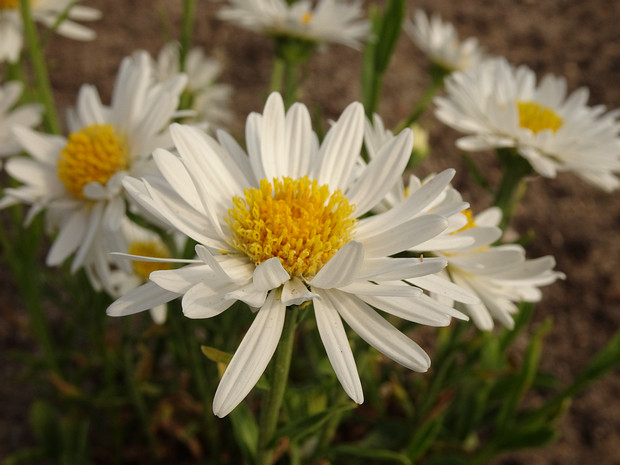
2;0;620;464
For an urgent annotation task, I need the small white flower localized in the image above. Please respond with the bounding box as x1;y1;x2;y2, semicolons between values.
432;208;566;330
108;92;468;417
0;0;101;63
435;57;620;191
1;52;187;285
0;80;41;157
404;10;484;72
365;113;565;330
217;0;369;49
150;43;233;127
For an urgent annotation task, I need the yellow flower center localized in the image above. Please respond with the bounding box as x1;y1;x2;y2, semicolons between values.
517;101;563;134
226;175;357;278
452;209;476;234
0;0;19;9
128;241;173;280
301;12;313;25
57;124;129;199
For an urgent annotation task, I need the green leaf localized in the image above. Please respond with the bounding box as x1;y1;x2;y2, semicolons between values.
331;444;413;465
274;403;356;444
373;0;406;75
29;400;61;459
423;454;470;465
228;402;259;463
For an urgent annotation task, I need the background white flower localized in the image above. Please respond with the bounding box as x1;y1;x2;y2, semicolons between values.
431;207;565;330
435;57;620;191
217;0;369;49
0;0;101;63
150;42;233;127
108;92;468;417
404;9;485;72
1;52;186;285
0;80;41;157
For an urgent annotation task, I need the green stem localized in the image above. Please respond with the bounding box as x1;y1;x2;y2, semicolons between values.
493;148;533;230
269;57;285;95
179;0;196;71
122;321;160;462
168;308;219;454
256;306;300;465
19;0;61;134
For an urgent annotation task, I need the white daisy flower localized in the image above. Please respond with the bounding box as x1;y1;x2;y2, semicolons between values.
107;92;469;417
435;57;620;191
100;219;180;324
364;114;564;330
150;42;233;127
217;0;369;49
0;80;42;157
1;52;187;284
432;207;566;330
0;0;101;63
404;10;485;73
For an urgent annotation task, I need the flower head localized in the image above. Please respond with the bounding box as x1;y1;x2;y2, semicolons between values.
364;113;564;329
435;57;620;191
0;0;101;63
431;207;565;330
404;10;484;72
108;93;468;417
217;0;369;49
149;43;233;127
1;52;187;289
0;80;41;157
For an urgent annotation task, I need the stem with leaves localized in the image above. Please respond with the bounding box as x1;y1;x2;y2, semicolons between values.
256;305;301;465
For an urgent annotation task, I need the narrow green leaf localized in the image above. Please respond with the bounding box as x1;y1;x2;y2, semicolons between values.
274;403;356;443
228;402;259;462
331;444;413;465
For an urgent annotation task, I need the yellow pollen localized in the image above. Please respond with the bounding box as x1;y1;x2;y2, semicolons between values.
57;124;129;199
128;241;173;280
301;12;313;25
226;176;357;278
0;0;19;9
452;209;476;234
517;101;563;134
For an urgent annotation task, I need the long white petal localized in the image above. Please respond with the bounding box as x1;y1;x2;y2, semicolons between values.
308;241;364;289
213;292;287;417
182;281;239;319
329;289;431;372
107;281;179;317
314;289;364;403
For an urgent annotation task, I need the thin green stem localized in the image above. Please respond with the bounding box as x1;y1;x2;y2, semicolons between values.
19;0;61;134
493;148;533;230
270;57;285;95
179;0;196;71
256;306;300;465
168;307;219;454
122;321;160;462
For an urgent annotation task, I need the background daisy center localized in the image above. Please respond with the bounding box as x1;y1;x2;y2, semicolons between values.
57;123;129;199
128;241;173;280
0;0;19;10
226;175;357;278
517;101;564;134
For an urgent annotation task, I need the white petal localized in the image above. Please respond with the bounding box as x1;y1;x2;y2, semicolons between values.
315;102;364;191
360;215;448;257
314;289;363;403
253;257;290;291
213;292;287;417
407;274;480;304
182;281;238;319
330;289;431;372
226;283;268;308
258;92;287;180
281;278;317;306
150;264;213;293
285;103;313;178
107;281;179;317
339;281;422;297
308;241;364;289
347;129;413;216
355;256;447;281
360;295;452;326
46;208;89;266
